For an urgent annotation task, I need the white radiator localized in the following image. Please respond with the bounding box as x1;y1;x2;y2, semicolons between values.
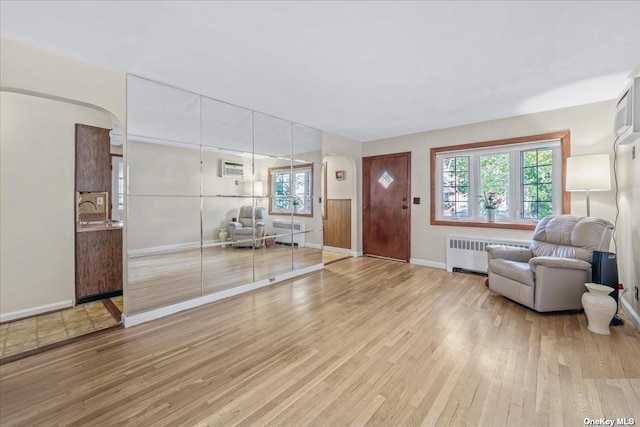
445;235;529;273
272;220;306;246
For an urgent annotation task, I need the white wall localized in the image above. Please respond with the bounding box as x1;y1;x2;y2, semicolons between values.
0;37;126;320
326;154;355;199
0;37;126;126
615;138;640;323
0;92;112;319
362;100;619;266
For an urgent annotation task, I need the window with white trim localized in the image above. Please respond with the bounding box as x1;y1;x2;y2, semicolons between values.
268;164;313;216
435;139;563;222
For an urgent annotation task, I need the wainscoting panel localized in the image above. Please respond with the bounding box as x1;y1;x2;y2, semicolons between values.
323;199;351;249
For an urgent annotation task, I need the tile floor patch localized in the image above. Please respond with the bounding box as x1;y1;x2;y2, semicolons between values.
0;297;121;359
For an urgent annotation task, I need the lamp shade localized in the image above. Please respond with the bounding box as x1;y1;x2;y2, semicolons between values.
566;154;611;192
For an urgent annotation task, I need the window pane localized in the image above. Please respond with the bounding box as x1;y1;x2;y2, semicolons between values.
455;171;469;187
480;153;509;216
538;165;552;183
523;151;537;167
441;156;469;217
522;166;537;185
538;184;553;201
522;184;537;200
521;148;555;219
537;149;553;166
456;157;469;170
538;202;553;217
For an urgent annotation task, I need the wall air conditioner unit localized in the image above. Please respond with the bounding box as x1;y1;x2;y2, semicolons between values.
221;160;244;178
614;76;640;146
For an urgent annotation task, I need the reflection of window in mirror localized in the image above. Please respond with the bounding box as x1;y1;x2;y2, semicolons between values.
268;164;313;216
111;155;124;221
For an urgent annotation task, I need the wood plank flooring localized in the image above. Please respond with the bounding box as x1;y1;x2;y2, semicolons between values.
127;244;323;315
1;257;639;426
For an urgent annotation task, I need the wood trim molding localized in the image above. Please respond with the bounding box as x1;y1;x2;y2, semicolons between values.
430;131;571;229
322;162;327;220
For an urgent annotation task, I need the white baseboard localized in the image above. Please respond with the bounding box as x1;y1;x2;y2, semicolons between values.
323;246;352;254
410;258;446;270
621;293;640;332
128;242;201;257
306;243;323;250
123;263;323;328
1;300;74;323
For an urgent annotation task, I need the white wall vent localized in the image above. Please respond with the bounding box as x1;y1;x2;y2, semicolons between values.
445;234;529;273
221;160;244;178
272;220;306;246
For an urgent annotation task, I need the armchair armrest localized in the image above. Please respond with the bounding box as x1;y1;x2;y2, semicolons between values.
486;245;532;263
228;221;242;231
529;256;591;272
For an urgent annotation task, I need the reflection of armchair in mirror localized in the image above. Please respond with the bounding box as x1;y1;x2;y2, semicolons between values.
228;206;266;248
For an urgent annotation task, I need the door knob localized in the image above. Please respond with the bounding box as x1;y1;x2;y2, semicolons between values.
402;205;408;209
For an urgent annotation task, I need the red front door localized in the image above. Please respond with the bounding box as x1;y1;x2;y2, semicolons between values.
363;152;411;261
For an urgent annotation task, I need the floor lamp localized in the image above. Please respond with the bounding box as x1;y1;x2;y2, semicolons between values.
566;154;611;217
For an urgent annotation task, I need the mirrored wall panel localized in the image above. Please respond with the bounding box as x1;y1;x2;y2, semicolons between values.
127;196;202;314
292;123;323;269
127;76;201;145
126;75;323;317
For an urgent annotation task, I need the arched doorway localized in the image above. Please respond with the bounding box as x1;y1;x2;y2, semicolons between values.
322;154;357;262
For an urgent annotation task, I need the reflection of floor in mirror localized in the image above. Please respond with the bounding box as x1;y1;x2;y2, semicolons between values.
127;244;323;315
323;250;351;265
0;296;122;363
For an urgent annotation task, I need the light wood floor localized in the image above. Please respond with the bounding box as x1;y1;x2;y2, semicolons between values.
127;244;322;315
1;257;639;426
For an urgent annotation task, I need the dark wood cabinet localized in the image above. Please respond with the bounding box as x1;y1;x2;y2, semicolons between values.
75;229;123;302
75;124;111;192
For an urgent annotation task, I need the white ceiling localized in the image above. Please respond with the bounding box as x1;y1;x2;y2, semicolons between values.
1;1;639;142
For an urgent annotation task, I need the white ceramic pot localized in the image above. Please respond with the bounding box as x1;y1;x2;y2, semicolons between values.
219;230;229;247
582;283;617;335
486;208;496;223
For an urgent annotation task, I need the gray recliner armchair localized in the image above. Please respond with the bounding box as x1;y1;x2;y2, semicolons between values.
228;206;266;248
486;215;613;312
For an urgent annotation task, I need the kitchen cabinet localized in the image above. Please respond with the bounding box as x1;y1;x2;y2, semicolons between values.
75;227;123;302
75;124;111;192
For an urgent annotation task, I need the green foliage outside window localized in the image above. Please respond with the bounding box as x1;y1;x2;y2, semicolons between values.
480;153;509;216
442;156;469;217
522;148;553;218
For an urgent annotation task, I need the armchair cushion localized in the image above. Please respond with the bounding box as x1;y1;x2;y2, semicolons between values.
528;256;591;273
490;259;534;287
530;216;613;263
486;245;532;263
